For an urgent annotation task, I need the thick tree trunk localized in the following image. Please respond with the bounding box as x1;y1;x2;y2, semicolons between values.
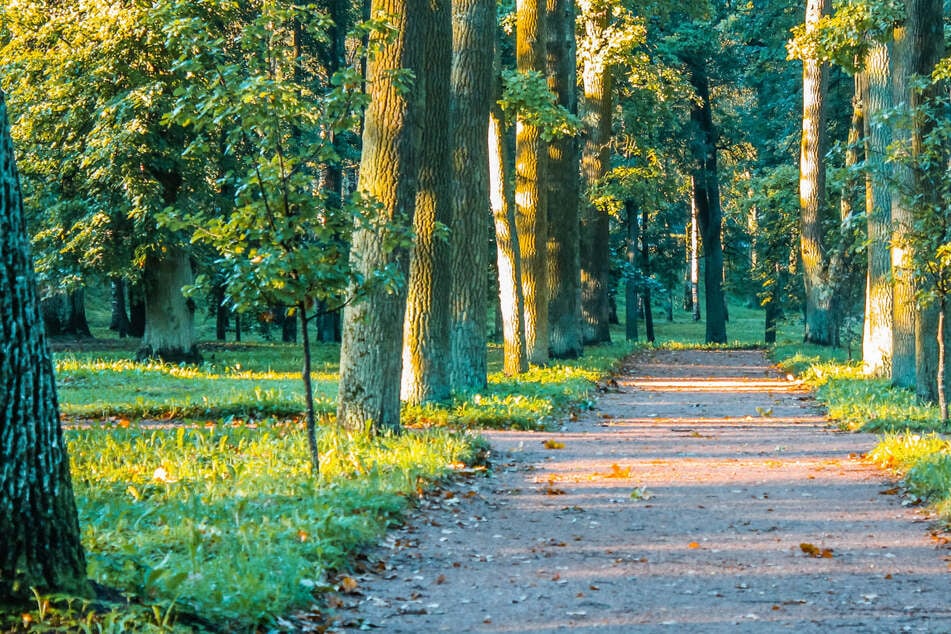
578;0;612;344
689;68;727;344
516;0;549;364
545;0;582;359
448;0;494;392
337;0;422;432
690;194;701;321
41;289;92;339
799;0;836;346
0;89;88;603
490;83;529;376
137;247;201;364
128;280;146;338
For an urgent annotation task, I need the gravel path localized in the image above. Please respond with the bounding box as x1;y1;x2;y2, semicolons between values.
331;349;951;633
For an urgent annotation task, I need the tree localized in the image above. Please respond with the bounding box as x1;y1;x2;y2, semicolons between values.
401;0;453;404
516;0;550;364
545;0;583;359
449;0;495;391
337;0;423;432
0;88;88;603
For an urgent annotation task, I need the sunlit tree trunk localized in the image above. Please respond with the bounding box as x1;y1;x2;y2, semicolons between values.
490;45;529;376
0;89;88;603
690;189;701;321
689;64;727;344
338;0;423;432
625;200;638;342
545;0;582;359
449;0;494;392
402;0;452;404
862;44;894;376
799;0;836;346
516;0;549;364
137;246;200;364
578;0;612;344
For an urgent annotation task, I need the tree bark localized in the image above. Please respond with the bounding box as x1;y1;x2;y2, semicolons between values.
578;0;612;344
0;88;88;603
689;67;727;344
401;0;452;405
110;276;133;338
337;0;423;432
137;247;201;364
448;0;494;392
799;0;836;346
625;201;638;342
128;280;146;338
641;205;654;343
545;0;582;359
490;70;529;376
690;192;701;321
862;44;894;376
516;0;549;364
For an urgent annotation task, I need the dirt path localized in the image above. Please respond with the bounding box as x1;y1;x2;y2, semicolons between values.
331;349;951;632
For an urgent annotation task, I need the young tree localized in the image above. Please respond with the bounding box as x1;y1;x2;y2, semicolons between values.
338;0;424;432
0;88;88;603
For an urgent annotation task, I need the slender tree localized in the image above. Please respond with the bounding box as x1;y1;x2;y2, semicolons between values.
337;0;423;432
449;0;495;391
0;88;88;603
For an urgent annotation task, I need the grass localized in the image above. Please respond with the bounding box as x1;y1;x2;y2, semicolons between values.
9;317;639;631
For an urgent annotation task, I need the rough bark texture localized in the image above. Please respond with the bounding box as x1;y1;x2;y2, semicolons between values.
862;44;894;376
545;0;582;359
578;0;612;345
490;85;529;376
689;68;727;344
516;0;549;364
890;24;916;389
401;0;452;405
448;0;494;392
799;0;836;346
137;247;200;364
0;89;88;603
337;0;422;432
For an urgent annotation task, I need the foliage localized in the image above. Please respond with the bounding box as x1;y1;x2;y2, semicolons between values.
498;70;581;140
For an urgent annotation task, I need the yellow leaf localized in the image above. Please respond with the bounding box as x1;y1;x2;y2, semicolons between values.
543;439;565;449
340;576;359;593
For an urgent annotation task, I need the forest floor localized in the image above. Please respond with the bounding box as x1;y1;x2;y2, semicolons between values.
326;349;951;633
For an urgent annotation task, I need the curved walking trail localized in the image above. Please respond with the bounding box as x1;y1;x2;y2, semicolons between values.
334;349;951;632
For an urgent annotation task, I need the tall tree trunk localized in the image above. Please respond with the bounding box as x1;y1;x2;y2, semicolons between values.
212;282;228;341
625;200;638;341
862;44;894;376
490;71;529;376
337;0;423;432
641;205;655;343
41;289;92;339
137;247;201;364
449;0;494;392
0;89;88;603
402;0;452;404
516;0;549;364
690;190;701;321
578;0;612;344
690;67;727;344
545;0;582;359
891;23;916;388
799;0;836;346
128;280;146;338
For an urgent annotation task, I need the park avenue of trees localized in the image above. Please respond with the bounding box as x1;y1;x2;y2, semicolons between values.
1;0;950;605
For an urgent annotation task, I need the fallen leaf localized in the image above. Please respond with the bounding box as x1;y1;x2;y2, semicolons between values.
879;487;901;495
339;576;360;594
543;439;566;449
688;541;701;549
436;574;446;585
800;542;834;558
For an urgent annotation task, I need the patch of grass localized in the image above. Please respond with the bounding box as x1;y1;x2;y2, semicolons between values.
68;422;482;630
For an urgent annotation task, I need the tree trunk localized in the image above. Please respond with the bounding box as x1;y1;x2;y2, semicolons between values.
41;289;92;339
799;0;836;346
625;200;638;342
891;22;916;388
862;44;894;376
401;0;452;405
109;276;133;338
490;72;529;376
689;68;727;344
0;88;88;603
545;0;583;359
578;0;612;344
641;205;655;343
690;193;701;321
212;282;228;341
448;0;494;392
129;280;146;338
516;0;549;364
137;247;201;364
337;0;423;432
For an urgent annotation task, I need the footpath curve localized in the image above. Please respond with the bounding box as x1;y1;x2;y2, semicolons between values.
333;349;951;633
